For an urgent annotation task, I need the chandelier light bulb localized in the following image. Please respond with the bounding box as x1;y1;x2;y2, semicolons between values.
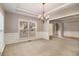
38;15;41;18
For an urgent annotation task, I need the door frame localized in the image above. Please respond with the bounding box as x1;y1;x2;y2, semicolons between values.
18;19;37;40
52;21;64;38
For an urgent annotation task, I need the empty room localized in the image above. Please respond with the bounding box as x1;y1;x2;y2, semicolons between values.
0;3;79;56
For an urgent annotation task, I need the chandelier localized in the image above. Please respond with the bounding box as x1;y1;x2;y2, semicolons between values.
38;3;49;23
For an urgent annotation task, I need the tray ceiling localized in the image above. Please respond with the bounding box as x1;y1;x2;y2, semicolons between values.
1;3;65;18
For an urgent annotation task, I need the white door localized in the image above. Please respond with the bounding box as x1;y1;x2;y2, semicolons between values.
19;20;37;40
28;22;37;40
19;20;28;40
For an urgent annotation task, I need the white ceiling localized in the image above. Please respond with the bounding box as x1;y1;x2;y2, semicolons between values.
1;3;66;18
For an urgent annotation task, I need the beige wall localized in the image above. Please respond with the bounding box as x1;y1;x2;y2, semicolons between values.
4;12;43;33
63;18;79;38
64;22;79;31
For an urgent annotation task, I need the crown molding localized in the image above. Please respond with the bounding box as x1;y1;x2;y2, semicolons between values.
16;7;38;18
45;3;72;15
51;12;79;20
16;3;72;19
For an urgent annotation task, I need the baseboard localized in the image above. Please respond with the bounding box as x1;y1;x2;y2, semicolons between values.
64;36;79;40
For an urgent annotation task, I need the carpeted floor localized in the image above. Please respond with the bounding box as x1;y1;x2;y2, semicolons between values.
2;38;79;56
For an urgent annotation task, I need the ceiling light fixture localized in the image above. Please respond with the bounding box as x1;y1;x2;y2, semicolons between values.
38;3;49;23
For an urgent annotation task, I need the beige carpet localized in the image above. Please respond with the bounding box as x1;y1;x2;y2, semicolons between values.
2;38;79;56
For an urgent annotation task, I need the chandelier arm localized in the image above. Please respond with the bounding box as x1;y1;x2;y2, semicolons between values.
39;3;50;23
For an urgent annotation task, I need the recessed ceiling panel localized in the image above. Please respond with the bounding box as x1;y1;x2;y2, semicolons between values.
17;3;65;15
1;3;65;18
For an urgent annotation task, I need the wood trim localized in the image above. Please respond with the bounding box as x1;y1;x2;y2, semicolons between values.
64;36;79;40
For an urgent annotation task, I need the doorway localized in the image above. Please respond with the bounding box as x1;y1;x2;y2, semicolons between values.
49;20;64;38
53;22;63;38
